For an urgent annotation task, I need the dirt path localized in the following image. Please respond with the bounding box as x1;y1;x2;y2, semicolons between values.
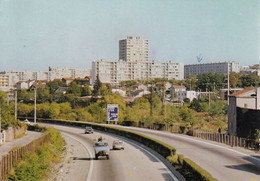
46;132;90;181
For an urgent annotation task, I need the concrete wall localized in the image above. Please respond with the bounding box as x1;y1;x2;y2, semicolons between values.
4;127;26;142
236;97;256;109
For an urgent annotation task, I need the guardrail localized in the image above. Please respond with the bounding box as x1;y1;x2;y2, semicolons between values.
0;132;50;180
193;130;260;151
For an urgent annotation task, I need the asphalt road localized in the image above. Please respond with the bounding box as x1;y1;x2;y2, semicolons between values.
107;125;260;181
47;124;179;181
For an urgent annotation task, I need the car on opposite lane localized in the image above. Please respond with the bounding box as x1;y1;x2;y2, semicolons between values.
85;126;94;134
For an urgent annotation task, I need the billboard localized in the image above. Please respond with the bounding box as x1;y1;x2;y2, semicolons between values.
107;104;118;122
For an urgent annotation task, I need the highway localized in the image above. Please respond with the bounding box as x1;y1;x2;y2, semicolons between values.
107;125;260;181
46;124;180;181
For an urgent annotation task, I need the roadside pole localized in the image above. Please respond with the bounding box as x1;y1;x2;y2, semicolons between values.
34;87;36;124
15;90;17;120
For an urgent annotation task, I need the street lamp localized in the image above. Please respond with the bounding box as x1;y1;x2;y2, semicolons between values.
34;87;36;124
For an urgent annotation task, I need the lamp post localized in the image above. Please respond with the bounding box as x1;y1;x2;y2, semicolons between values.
15;90;17;121
34;87;37;124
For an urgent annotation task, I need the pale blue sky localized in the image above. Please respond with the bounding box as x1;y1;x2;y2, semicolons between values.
0;0;259;71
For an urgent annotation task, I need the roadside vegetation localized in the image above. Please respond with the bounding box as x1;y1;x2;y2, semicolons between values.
7;126;64;181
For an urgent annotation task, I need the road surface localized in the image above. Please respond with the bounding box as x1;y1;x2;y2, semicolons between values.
45;124;181;181
108;125;260;181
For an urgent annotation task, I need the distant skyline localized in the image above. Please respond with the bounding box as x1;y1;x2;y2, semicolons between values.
0;0;259;71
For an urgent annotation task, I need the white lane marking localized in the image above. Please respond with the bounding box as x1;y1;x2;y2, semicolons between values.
120;126;260;163
117;136;178;181
62;133;94;181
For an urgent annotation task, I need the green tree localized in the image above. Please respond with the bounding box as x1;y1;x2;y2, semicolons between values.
81;84;92;96
37;88;50;103
46;80;67;94
92;75;102;96
240;73;260;87
49;103;60;119
66;82;81;97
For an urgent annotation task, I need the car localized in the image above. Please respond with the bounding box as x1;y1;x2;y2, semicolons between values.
23;119;31;125
85;126;93;134
94;141;110;160
112;140;124;150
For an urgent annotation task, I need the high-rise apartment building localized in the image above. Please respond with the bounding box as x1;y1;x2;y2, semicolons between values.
184;61;240;78
92;59;184;85
119;36;148;62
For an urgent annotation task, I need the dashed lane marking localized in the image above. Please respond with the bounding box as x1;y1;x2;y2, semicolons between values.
250;177;257;181
125;163;128;166
228;164;233;168
129;173;132;176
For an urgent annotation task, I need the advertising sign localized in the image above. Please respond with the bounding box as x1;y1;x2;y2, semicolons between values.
107;104;118;122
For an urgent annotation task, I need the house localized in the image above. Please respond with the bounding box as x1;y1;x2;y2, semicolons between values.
62;78;74;85
28;84;46;91
74;78;90;86
170;85;186;101
155;82;172;91
132;84;147;91
112;87;126;97
130;89;150;98
177;91;197;102
15;80;35;90
228;88;260;138
55;87;67;94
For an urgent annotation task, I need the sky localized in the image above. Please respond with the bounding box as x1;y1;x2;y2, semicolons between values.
0;0;259;71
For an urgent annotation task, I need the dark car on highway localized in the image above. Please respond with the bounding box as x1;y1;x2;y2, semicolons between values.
85;126;94;134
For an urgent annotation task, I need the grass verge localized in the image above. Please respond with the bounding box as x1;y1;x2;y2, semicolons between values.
7;126;64;181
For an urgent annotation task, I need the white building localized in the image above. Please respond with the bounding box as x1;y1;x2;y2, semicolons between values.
92;59;184;85
48;67;91;81
184;61;240;78
177;91;197;102
240;66;260;76
119;36;148;62
0;67;92;91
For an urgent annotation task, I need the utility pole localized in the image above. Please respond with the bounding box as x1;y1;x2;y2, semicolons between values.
150;85;153;117
15;90;17;121
34;87;37;124
0;103;1;135
162;83;166;116
227;64;230;105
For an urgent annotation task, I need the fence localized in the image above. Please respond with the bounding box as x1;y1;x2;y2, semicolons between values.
193;130;259;151
0;132;51;180
138;122;259;151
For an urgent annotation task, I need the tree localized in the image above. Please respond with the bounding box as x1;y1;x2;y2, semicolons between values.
37;88;50;103
229;72;242;88
46;80;67;94
240;73;260;88
81;84;92;96
66;82;81;97
196;73;225;91
92;75;102;96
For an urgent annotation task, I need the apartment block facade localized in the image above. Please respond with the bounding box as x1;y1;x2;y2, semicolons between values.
92;59;184;85
184;61;240;78
119;36;148;62
0;67;91;91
